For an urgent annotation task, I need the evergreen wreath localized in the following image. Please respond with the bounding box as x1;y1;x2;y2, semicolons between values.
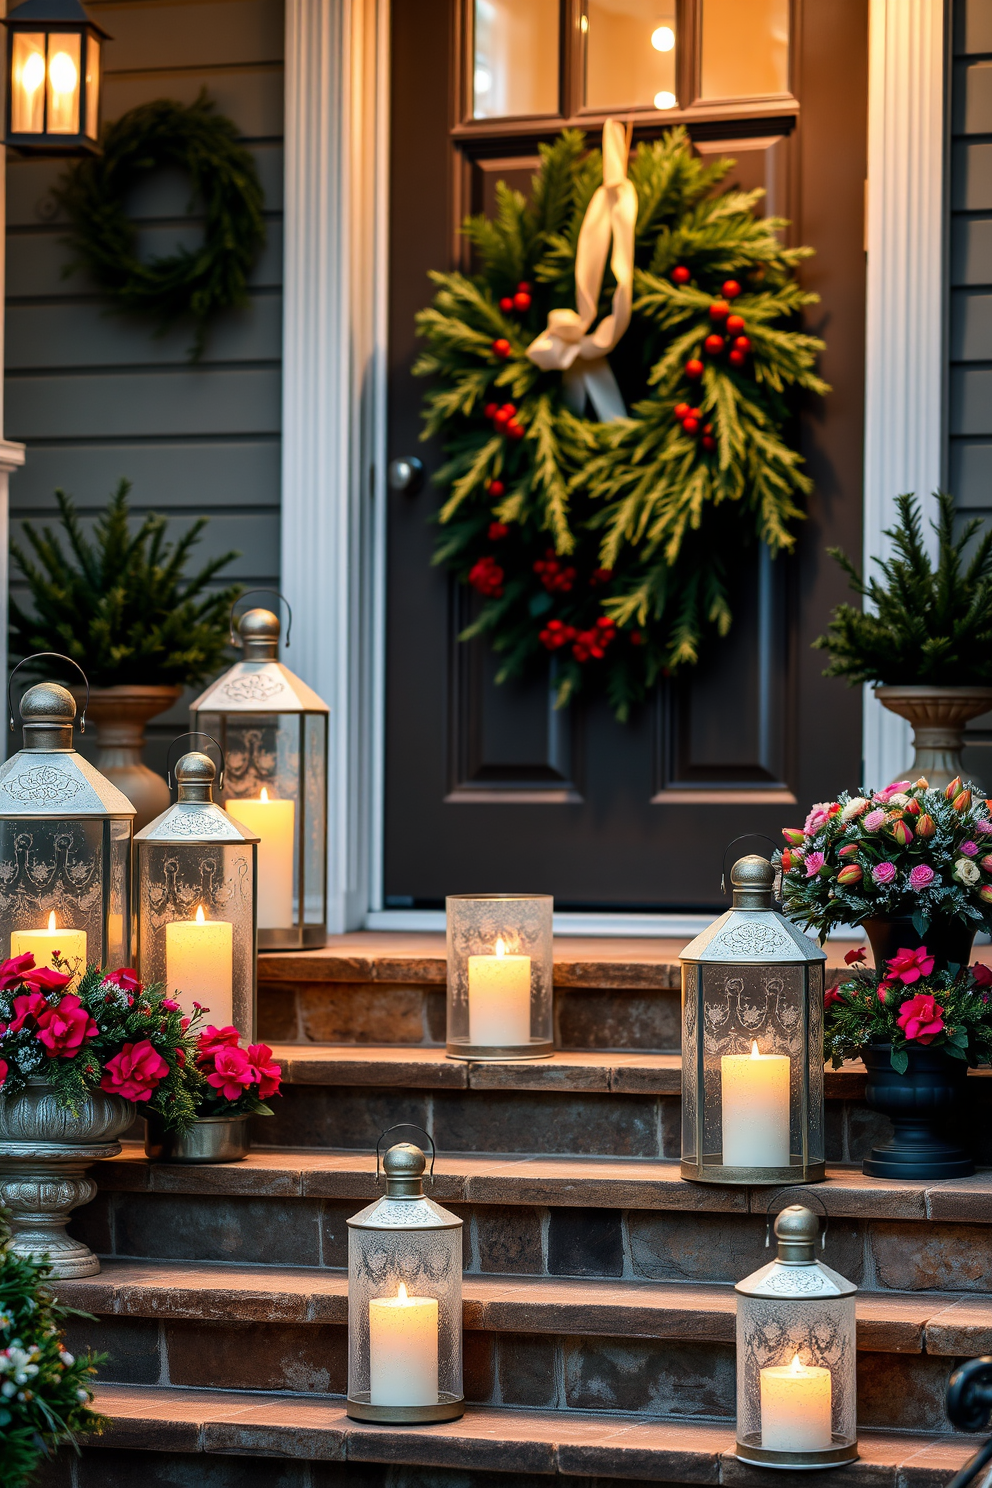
415;127;828;719
55;92;265;360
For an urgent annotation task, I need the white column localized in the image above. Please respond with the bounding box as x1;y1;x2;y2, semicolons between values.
281;0;389;931
862;0;946;787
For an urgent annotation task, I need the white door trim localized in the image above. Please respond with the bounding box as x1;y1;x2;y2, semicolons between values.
862;0;947;789
281;0;389;931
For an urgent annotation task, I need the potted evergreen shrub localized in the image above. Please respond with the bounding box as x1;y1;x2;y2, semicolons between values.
9;481;241;829
814;491;992;789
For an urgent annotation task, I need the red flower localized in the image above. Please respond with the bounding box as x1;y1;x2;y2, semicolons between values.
197;1025;242;1062
539;619;576;651
206;1044;257;1101
36;993;98;1058
971;962;992;988
468;555;505;598
896;993;945;1044
884;946;935;985
103;967;142;993
0;952;74;995
824;987;843;1009
8;991;48;1033
0;953;39;991
247;1043;282;1099
0;1058;7;1088
160;998;182;1012
844;947;868;966
100;1040;170;1101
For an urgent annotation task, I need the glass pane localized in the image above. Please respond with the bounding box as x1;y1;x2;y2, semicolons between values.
700;0;789;100
47;31;80;134
584;0;677;112
84;35;100;139
10;33;46;134
473;0;559;119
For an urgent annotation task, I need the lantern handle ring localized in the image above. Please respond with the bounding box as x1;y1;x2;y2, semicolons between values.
375;1124;436;1186
720;834;781;897
166;731;226;792
762;1187;829;1251
229;589;292;647
8;653;89;734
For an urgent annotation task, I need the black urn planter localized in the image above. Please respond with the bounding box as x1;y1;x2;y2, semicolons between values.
860;916;977;975
860;1042;974;1180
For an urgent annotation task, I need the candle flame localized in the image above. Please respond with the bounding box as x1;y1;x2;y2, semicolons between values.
750;1040;760;1058
260;787;269;803
397;1282;408;1303
789;1353;805;1375
495;937;505;958
47;911;56;932
195;905;205;925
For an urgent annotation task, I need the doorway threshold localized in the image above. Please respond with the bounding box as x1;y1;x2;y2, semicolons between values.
365;910;874;940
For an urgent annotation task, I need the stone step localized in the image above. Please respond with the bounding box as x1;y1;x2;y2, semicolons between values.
76;1147;992;1293
60;1384;980;1487
255;1044;991;1165
55;1261;992;1433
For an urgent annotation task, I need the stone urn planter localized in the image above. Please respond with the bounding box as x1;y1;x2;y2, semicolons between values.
144;1111;250;1163
79;684;182;831
0;1077;135;1277
874;684;992;791
860;1043;974;1180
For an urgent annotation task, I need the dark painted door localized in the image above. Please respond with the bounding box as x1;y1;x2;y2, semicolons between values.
384;0;868;911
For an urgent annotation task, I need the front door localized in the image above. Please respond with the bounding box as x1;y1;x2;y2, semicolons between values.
384;0;868;911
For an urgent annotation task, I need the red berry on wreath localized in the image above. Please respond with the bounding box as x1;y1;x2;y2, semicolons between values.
487;479;505;498
725;314;745;335
728;349;746;368
734;335;751;353
704;334;724;355
701;435;717;451
709;300;730;320
630;630;643;645
682;416;700;435
702;423;712;435
687;407;701;420
494;408;511;427
499;296;514;313
483;402;498;420
488;521;509;540
505;420;525;440
513;291;532;312
722;279;741;299
468;555;505;598
685;358;704;379
672;265;691;284
492;338;512;358
673;402;690;420
517;280;531;293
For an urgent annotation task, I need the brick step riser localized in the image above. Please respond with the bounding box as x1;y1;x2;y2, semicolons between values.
62;1312;965;1434
73;1189;990;1295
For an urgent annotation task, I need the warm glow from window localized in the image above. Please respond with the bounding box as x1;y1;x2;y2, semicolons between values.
473;0;559;118
585;1;676;111
654;89;676;109
651;24;674;51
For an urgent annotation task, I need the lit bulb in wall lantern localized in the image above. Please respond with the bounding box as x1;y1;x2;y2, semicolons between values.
3;0;109;152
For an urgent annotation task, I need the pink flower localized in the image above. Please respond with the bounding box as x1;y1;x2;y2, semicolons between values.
884;945;935;985
844;946;867;965
0;1058;7;1088
205;1044;256;1101
160;998;181;1012
960;840;979;857
975;819;992;835
100;1040;169;1101
0;952;39;991
103;968;142;992
804;852;825;877
247;1043;282;1099
824;987;843;1009
873;782;911;804
872;861;897;884
804;803;834;835
8;991;47;1033
863;810;886;832
972;962;992;988
896;992;945;1044
909;864;935;891
196;1025;242;1062
35;994;98;1058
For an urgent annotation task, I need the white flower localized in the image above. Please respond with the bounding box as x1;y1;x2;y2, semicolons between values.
0;1381;14;1399
841;797;869;821
956;857;981;885
77;1387;90;1401
887;792;911;807
59;1350;74;1367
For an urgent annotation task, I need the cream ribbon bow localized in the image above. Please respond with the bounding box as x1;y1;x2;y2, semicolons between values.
525;119;637;423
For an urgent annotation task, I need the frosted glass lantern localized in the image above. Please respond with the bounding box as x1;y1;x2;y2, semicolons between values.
680;855;826;1185
446;893;553;1061
191;603;328;950
736;1204;858;1469
0;671;133;971
347;1139;464;1423
133;750;258;1039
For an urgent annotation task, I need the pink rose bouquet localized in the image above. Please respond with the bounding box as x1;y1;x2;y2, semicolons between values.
779;775;992;942
193;1025;282;1117
0;955;199;1129
824;943;992;1072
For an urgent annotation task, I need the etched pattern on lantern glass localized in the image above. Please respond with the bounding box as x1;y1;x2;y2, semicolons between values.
303;713;327;923
215;712;301;919
0;819;113;965
445;894;553;1049
682;962;698;1160
348;1226;463;1402
807;963;825;1160
736;1292;856;1447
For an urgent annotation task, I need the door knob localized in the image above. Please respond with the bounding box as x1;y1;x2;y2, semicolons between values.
387;456;424;493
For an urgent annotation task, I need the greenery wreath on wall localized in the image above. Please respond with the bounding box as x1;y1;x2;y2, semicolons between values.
55;92;265;360
415;126;828;720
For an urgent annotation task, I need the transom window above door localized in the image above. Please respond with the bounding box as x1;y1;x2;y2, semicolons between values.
469;0;794;125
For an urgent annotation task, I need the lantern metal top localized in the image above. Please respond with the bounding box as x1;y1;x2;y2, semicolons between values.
0;681;135;817
681;854;826;966
3;0;110;36
190;607;329;715
347;1141;462;1232
735;1205;856;1299
135;751;259;844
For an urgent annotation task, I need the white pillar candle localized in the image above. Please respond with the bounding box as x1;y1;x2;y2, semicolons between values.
227;788;295;929
467;937;531;1047
369;1283;439;1407
165;905;234;1026
11;911;87;979
721;1041;791;1168
761;1353;833;1452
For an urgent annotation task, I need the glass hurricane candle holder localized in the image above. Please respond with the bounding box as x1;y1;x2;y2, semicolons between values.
736;1204;858;1470
680;855;827;1185
191;598;328;950
133;749;259;1039
347;1134;464;1424
445;893;553;1061
0;661;134;972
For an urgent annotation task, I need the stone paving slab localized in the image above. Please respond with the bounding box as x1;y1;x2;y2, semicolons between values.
86;1384;978;1485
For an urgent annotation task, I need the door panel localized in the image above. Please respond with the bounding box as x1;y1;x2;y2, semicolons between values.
384;0;867;910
